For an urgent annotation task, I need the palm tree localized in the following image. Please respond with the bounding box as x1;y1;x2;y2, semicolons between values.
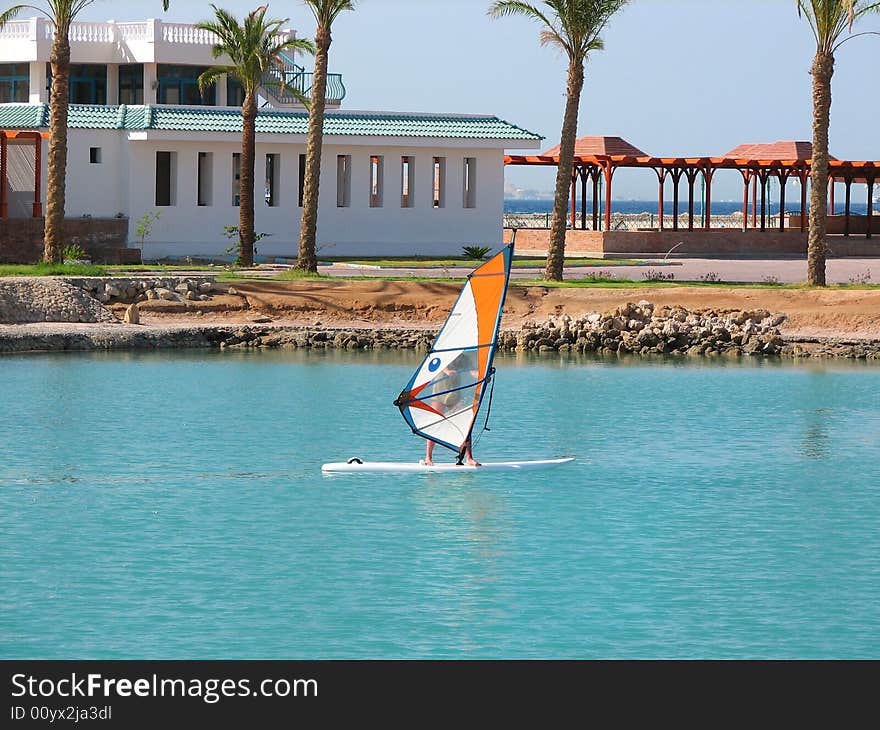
296;0;354;273
490;0;627;281
0;1;172;264
197;5;313;266
798;0;879;286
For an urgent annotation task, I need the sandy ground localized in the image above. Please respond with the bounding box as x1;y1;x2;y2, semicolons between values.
125;279;880;341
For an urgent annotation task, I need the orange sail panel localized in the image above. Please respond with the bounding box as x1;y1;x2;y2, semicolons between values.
394;244;514;452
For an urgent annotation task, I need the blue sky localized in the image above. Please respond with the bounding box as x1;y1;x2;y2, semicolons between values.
80;0;879;199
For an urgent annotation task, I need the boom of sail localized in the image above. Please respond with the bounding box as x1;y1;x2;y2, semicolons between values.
394;244;514;453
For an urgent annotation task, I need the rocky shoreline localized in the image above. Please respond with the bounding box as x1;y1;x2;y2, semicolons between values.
1;278;879;359
2;318;879;360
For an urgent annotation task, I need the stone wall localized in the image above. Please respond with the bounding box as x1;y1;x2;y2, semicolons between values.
507;228;880;258
0;217;133;264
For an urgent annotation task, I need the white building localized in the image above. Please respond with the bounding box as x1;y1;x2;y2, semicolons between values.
0;18;542;260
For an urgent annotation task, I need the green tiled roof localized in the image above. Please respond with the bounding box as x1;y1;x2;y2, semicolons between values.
0;104;542;141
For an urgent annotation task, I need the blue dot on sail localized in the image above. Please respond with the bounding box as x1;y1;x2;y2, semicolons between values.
428;357;441;372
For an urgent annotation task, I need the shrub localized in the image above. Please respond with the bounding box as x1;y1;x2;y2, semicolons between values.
462;245;491;260
62;243;89;262
642;268;675;282
848;269;871;285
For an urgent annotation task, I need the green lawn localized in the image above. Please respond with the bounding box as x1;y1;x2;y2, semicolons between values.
0;263;107;277
319;256;647;268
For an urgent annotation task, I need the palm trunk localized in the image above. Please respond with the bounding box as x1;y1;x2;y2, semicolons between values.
44;29;71;264
807;51;833;287
297;27;331;273
239;91;257;267
545;59;584;281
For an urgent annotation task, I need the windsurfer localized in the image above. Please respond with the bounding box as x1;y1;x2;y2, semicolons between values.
422;363;481;467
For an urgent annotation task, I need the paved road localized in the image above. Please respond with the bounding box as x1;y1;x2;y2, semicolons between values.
317;257;878;285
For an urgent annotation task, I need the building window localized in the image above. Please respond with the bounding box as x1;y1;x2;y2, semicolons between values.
463;157;476;208
433;157;446;209
118;64;144;105
89;147;101;164
336;155;351;208
265;154;280;206
232;153;241;206
157;65;215;106
298;153;306;207
401;156;415;208
48;63;107;104
198;152;213;206
227;77;244;107
0;63;29;103
155;151;176;206
369;155;384;208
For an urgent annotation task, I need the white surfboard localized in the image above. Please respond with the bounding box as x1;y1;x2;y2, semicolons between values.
321;457;575;474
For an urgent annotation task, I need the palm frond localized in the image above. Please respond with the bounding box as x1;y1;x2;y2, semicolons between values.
301;0;355;28
0;5;26;26
196;65;230;94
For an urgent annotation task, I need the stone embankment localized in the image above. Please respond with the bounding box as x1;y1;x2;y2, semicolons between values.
509;301;789;356
0;276;216;325
0;278;117;324
1;277;879;359
63;276;215;304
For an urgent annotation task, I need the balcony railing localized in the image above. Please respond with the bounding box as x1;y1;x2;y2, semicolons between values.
262;51;345;106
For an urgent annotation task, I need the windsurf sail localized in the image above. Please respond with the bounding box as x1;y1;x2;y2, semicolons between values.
394;243;514;455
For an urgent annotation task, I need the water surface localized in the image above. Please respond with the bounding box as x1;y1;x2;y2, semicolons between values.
1;350;878;658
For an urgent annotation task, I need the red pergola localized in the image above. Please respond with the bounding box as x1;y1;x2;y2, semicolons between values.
0;130;48;219
505;137;879;238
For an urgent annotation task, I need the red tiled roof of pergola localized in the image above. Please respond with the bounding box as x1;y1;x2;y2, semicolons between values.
722;140;837;161
541;135;649;158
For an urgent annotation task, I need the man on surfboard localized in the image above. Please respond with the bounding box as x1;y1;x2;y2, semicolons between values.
421;363;481;467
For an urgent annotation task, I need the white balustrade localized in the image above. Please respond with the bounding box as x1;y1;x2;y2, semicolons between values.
161;23;218;45
116;22;148;42
0;20;31;39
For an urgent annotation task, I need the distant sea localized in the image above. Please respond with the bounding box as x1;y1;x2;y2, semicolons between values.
504;198;871;216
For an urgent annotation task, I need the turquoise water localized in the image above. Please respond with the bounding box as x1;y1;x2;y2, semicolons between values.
2;350;879;659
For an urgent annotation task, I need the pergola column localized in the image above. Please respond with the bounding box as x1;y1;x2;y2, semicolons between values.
703;166;714;230
684;167;700;231
844;175;852;237
570;172;577;229
751;175;758;228
670;167;683;231
591;173;599;230
799;169;808;232
0;133;7;219
602;161;614;232
579;167;588;230
33;134;43;218
654;167;667;231
867;174;875;239
777;168;790;232
740;170;752;231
